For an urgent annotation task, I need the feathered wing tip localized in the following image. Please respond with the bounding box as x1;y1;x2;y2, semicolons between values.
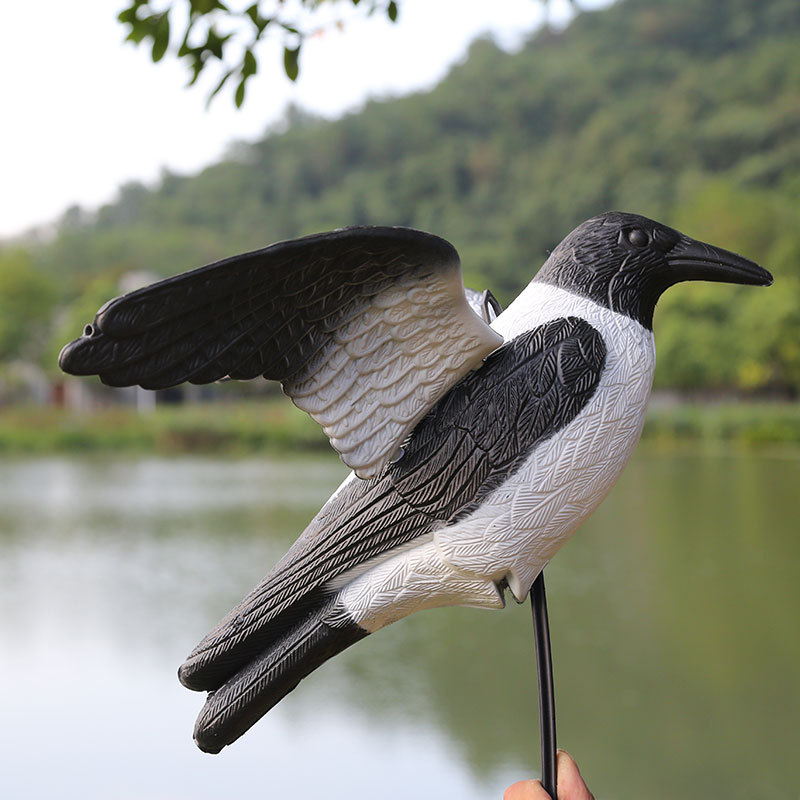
190;598;368;754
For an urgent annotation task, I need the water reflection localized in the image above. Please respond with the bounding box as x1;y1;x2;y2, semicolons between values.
0;452;798;799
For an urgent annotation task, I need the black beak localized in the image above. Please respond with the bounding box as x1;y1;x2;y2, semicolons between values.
667;235;773;288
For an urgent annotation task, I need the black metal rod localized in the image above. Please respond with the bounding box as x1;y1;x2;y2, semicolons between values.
531;570;557;799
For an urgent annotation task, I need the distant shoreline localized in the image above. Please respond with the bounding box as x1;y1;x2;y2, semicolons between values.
2;400;799;455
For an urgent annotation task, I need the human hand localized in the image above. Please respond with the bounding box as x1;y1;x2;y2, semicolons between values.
504;750;594;800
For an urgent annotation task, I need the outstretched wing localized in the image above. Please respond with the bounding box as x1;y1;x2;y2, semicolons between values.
59;227;502;477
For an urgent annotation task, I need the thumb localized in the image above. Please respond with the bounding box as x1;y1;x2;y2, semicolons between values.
504;779;554;800
556;750;594;800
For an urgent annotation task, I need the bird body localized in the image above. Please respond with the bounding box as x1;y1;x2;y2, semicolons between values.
340;281;655;631
59;211;771;754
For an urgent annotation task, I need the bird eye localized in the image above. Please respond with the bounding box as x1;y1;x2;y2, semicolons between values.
627;228;649;248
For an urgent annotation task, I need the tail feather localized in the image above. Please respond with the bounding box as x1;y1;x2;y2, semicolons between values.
178;591;319;692
192;597;368;754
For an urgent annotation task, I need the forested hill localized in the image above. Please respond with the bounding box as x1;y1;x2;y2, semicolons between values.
14;0;800;394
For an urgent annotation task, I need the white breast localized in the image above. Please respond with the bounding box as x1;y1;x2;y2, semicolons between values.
340;283;655;632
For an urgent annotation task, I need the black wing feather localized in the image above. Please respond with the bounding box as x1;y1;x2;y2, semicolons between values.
59;226;458;388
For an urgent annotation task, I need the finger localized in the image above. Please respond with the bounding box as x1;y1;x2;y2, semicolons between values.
556;750;594;800
504;779;552;800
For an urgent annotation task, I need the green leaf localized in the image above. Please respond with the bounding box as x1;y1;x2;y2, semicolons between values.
118;8;137;25
178;38;194;59
244;4;260;24
206;27;230;59
151;12;170;62
245;4;271;35
177;18;196;58
191;0;229;14
387;1;398;22
283;45;300;82
235;77;247;108
187;54;206;86
118;0;148;20
243;48;257;78
206;68;234;107
125;25;149;45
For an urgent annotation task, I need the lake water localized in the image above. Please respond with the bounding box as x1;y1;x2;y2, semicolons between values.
0;450;798;799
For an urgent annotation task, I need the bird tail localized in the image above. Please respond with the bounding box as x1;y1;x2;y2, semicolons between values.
191;597;368;754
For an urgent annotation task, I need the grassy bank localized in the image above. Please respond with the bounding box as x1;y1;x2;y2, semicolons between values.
643;400;800;448
0;400;326;455
1;400;799;455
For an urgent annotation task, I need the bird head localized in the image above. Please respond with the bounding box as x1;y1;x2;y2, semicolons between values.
534;211;773;329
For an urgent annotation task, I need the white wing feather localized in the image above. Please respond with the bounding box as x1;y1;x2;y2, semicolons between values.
284;267;503;477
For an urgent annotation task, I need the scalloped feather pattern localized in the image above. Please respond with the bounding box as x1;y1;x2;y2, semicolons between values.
283;266;502;477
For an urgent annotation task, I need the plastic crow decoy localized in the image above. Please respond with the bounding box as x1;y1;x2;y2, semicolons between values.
60;212;771;758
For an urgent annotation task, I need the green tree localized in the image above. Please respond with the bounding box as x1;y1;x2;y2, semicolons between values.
0;250;57;363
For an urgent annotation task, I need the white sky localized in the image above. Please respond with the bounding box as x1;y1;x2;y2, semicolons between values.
1;0;595;239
